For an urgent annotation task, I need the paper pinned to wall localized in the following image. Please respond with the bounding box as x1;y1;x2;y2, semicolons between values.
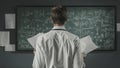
0;31;15;51
5;14;15;29
0;31;10;47
5;44;15;51
80;35;99;54
117;23;120;32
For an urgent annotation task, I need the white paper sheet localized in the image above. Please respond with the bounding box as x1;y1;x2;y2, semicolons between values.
5;14;15;29
0;31;10;47
80;35;99;54
117;23;120;32
27;33;44;49
5;44;15;51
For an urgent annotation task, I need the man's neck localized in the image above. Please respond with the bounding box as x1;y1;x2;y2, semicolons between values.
52;24;66;30
53;24;64;26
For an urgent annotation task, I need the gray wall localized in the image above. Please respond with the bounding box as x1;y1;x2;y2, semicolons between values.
0;0;120;68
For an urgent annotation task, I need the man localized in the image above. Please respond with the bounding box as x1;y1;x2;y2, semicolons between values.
28;5;98;68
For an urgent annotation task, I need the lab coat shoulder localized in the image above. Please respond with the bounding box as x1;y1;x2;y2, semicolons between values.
42;30;56;40
65;31;80;40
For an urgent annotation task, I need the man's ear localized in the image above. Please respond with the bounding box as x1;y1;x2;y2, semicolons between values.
50;16;54;24
50;16;52;22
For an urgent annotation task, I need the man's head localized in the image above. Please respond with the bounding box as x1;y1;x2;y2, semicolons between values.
51;5;67;25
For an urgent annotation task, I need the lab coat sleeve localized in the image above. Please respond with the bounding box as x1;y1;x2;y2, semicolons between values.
80;35;99;55
32;36;45;68
73;37;86;68
27;33;44;49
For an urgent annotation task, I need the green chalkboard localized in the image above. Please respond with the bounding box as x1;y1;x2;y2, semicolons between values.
16;6;116;51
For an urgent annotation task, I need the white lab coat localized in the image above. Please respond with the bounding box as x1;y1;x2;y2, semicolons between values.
27;25;99;68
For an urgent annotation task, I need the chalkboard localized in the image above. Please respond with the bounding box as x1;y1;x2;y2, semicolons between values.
16;6;116;51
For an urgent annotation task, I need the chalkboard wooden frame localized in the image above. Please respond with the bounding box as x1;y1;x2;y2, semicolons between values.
15;5;117;52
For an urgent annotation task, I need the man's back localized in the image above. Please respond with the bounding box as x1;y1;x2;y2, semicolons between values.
32;26;85;68
31;6;98;68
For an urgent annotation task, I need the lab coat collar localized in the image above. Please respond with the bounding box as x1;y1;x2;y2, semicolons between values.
52;25;66;30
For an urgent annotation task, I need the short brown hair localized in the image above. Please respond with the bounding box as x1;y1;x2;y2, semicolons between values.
51;5;67;24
